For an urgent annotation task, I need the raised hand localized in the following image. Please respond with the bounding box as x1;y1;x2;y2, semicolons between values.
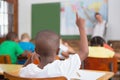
76;12;85;29
75;12;88;61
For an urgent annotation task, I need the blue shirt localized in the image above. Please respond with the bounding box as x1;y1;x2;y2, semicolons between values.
19;42;35;52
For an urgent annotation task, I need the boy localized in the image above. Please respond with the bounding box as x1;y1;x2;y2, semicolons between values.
19;33;35;53
19;13;88;79
0;32;30;64
89;36;120;59
18;33;35;64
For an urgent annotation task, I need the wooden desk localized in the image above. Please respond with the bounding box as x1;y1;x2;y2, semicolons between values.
0;64;114;80
95;70;114;80
0;64;22;75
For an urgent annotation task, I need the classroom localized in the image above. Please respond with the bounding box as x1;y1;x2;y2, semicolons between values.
0;0;120;80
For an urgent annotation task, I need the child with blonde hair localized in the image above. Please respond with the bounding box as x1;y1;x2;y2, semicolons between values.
19;33;35;53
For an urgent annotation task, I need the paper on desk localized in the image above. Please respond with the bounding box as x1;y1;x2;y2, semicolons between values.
0;67;3;73
77;70;105;80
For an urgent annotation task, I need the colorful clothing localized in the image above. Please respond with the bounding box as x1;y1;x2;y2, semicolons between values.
19;42;35;52
0;41;24;64
89;46;115;58
103;43;114;51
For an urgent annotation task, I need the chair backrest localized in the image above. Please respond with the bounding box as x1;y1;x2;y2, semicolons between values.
4;72;67;80
0;55;11;64
83;57;118;73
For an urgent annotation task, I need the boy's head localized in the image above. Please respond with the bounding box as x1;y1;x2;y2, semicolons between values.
90;36;105;47
35;30;60;57
6;32;18;42
21;33;30;41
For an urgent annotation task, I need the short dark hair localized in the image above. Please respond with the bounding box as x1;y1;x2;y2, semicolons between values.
90;36;105;46
35;30;60;57
95;12;101;19
6;32;18;41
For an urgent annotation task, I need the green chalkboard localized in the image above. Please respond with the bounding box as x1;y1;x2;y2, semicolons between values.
32;3;60;38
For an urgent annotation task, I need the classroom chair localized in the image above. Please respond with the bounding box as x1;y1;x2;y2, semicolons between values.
0;55;11;64
82;57;118;73
4;72;67;80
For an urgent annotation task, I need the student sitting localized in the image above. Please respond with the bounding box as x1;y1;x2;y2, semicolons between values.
0;32;30;64
18;33;35;64
19;33;35;53
89;36;120;59
19;13;88;79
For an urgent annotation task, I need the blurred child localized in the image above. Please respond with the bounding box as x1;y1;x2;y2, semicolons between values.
0;32;30;64
19;33;35;53
18;33;35;64
58;39;75;59
89;36;120;59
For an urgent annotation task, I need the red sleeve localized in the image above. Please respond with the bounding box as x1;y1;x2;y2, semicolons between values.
103;43;114;51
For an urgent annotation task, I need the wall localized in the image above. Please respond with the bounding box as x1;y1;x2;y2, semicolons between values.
106;0;120;40
19;0;120;40
18;0;69;39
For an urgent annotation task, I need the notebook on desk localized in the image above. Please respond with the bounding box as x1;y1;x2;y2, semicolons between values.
73;70;105;80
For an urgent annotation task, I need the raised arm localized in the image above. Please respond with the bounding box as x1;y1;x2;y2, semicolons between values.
76;13;89;61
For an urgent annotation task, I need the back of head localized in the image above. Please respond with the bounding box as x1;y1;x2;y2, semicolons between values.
35;30;60;57
6;32;18;41
90;36;105;47
21;33;30;41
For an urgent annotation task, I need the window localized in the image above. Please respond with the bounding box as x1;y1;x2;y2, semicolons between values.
0;0;18;43
0;0;13;37
0;1;8;37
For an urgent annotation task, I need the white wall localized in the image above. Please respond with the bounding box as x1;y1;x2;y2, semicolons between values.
106;0;120;40
18;0;31;38
19;0;120;40
18;0;69;38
